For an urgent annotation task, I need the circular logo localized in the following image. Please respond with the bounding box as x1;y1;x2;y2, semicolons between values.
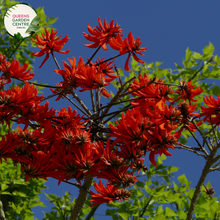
4;3;39;39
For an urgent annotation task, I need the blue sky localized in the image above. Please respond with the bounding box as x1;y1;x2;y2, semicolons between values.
3;0;220;219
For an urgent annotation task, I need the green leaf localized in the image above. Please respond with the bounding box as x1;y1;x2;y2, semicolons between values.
118;212;130;220
155;62;163;67
193;52;202;60
203;42;214;55
156;205;163;215
185;47;192;62
165;207;177;216
178;174;188;185
1;183;9;191
211;85;220;96
48;17;58;24
14;32;23;39
214;55;220;64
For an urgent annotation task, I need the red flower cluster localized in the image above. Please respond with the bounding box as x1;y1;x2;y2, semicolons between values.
83;17;122;50
31;28;70;68
53;56;116;98
0;54;34;84
83;17;147;71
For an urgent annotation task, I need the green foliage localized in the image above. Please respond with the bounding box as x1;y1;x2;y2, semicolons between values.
105;155;220;220
43;192;95;220
0;159;46;220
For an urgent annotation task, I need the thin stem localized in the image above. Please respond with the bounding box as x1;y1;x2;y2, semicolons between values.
95;89;100;115
85;205;100;220
40;89;69;101
140;196;153;217
153;81;182;87
55;200;66;220
115;66;123;88
101;76;136;117
90;90;96;112
190;119;212;151
17;78;64;89
69;90;92;116
95;54;122;66
7;38;24;60
51;50;61;70
64;95;89;117
96;96;144;112
119;77;157;97
93;104;133;122
186;126;209;156
189;57;213;81
210;116;219;145
86;46;102;65
103;105;133;124
175;146;206;158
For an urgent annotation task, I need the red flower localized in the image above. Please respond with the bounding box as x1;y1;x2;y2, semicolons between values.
94;139;125;170
201;95;220;125
76;57;112;97
174;80;204;102
90;180;130;207
31;28;70;68
109;32;147;71
110;108;151;145
54;57;78;89
83;17;122;50
0;54;34;83
0;81;43;128
22;151;59;181
95;58;118;82
0;132;21;162
54;57;113;97
95;166;138;188
144;127;180;167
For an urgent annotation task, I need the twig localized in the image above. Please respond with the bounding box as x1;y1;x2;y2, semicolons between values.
40;89;69;101
190;119;212;152
95;54;122;66
103;105;133;124
189;57;213;81
140;196;153;217
186;126;209;156
90;90;96;112
101;76;136;117
69;90;92;116
7;38;24;60
86;46;102;65
64;95;90;117
115;66;123;88
51;50;61;70
85;204;100;220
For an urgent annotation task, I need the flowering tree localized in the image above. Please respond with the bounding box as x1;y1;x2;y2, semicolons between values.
1;1;220;220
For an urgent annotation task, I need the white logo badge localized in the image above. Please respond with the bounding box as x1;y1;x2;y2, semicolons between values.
4;3;39;39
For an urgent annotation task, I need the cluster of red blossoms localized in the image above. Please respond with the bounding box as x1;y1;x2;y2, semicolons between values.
0;17;220;207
